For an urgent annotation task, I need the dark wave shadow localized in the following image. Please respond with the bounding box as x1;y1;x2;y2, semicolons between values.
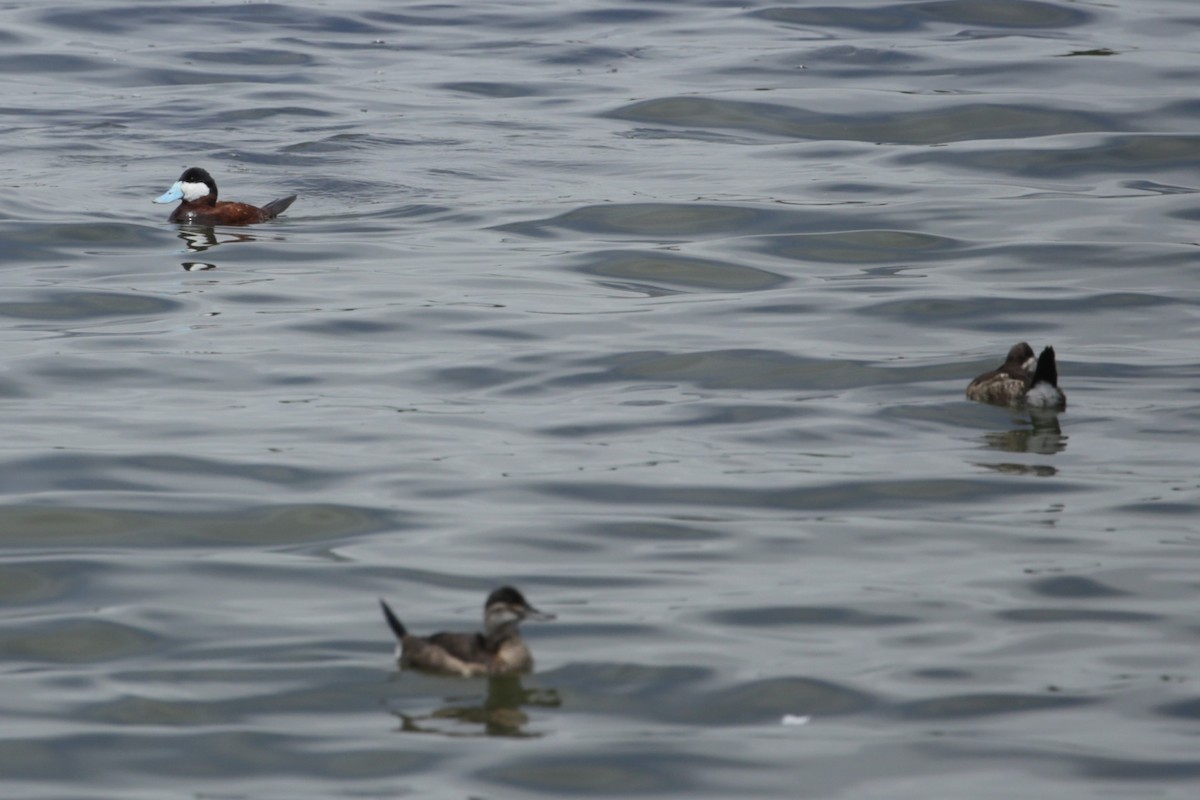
574;249;788;294
754;0;1091;33
606;96;1117;145
543;662;876;725
893;134;1200;178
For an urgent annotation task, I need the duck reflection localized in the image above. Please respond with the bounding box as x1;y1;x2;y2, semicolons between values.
174;224;263;270
391;675;561;738
176;224;261;252
976;409;1066;474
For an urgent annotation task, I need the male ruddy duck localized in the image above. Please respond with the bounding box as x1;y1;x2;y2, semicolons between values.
154;167;296;225
967;342;1066;409
380;586;555;677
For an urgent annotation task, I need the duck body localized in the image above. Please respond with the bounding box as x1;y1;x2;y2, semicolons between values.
380;586;553;677
967;342;1066;409
154;167;296;225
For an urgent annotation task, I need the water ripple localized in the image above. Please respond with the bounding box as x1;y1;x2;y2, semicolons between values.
607;97;1117;144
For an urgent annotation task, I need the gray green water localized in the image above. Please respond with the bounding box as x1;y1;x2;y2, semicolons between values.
1;1;1199;797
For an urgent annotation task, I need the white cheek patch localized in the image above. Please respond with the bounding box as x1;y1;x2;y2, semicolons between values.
180;181;211;201
486;606;521;629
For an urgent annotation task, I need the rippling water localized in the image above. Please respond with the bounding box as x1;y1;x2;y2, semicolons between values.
2;0;1199;797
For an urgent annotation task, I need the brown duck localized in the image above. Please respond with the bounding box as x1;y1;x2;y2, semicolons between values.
967;342;1066;409
380;586;554;677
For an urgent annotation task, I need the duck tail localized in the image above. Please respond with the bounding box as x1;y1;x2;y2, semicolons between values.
261;194;297;220
379;599;408;640
1032;346;1058;387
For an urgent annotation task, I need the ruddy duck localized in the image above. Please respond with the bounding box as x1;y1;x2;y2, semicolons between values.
967;342;1066;409
154;167;296;225
380;586;554;677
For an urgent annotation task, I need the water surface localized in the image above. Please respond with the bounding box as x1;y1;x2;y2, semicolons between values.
1;1;1199;798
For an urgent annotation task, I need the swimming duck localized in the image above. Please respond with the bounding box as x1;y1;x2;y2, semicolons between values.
967;342;1066;409
154;167;296;225
380;586;555;677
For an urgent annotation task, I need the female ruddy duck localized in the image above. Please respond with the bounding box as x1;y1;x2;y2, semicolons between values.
967;342;1066;409
380;586;555;677
154;167;296;225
